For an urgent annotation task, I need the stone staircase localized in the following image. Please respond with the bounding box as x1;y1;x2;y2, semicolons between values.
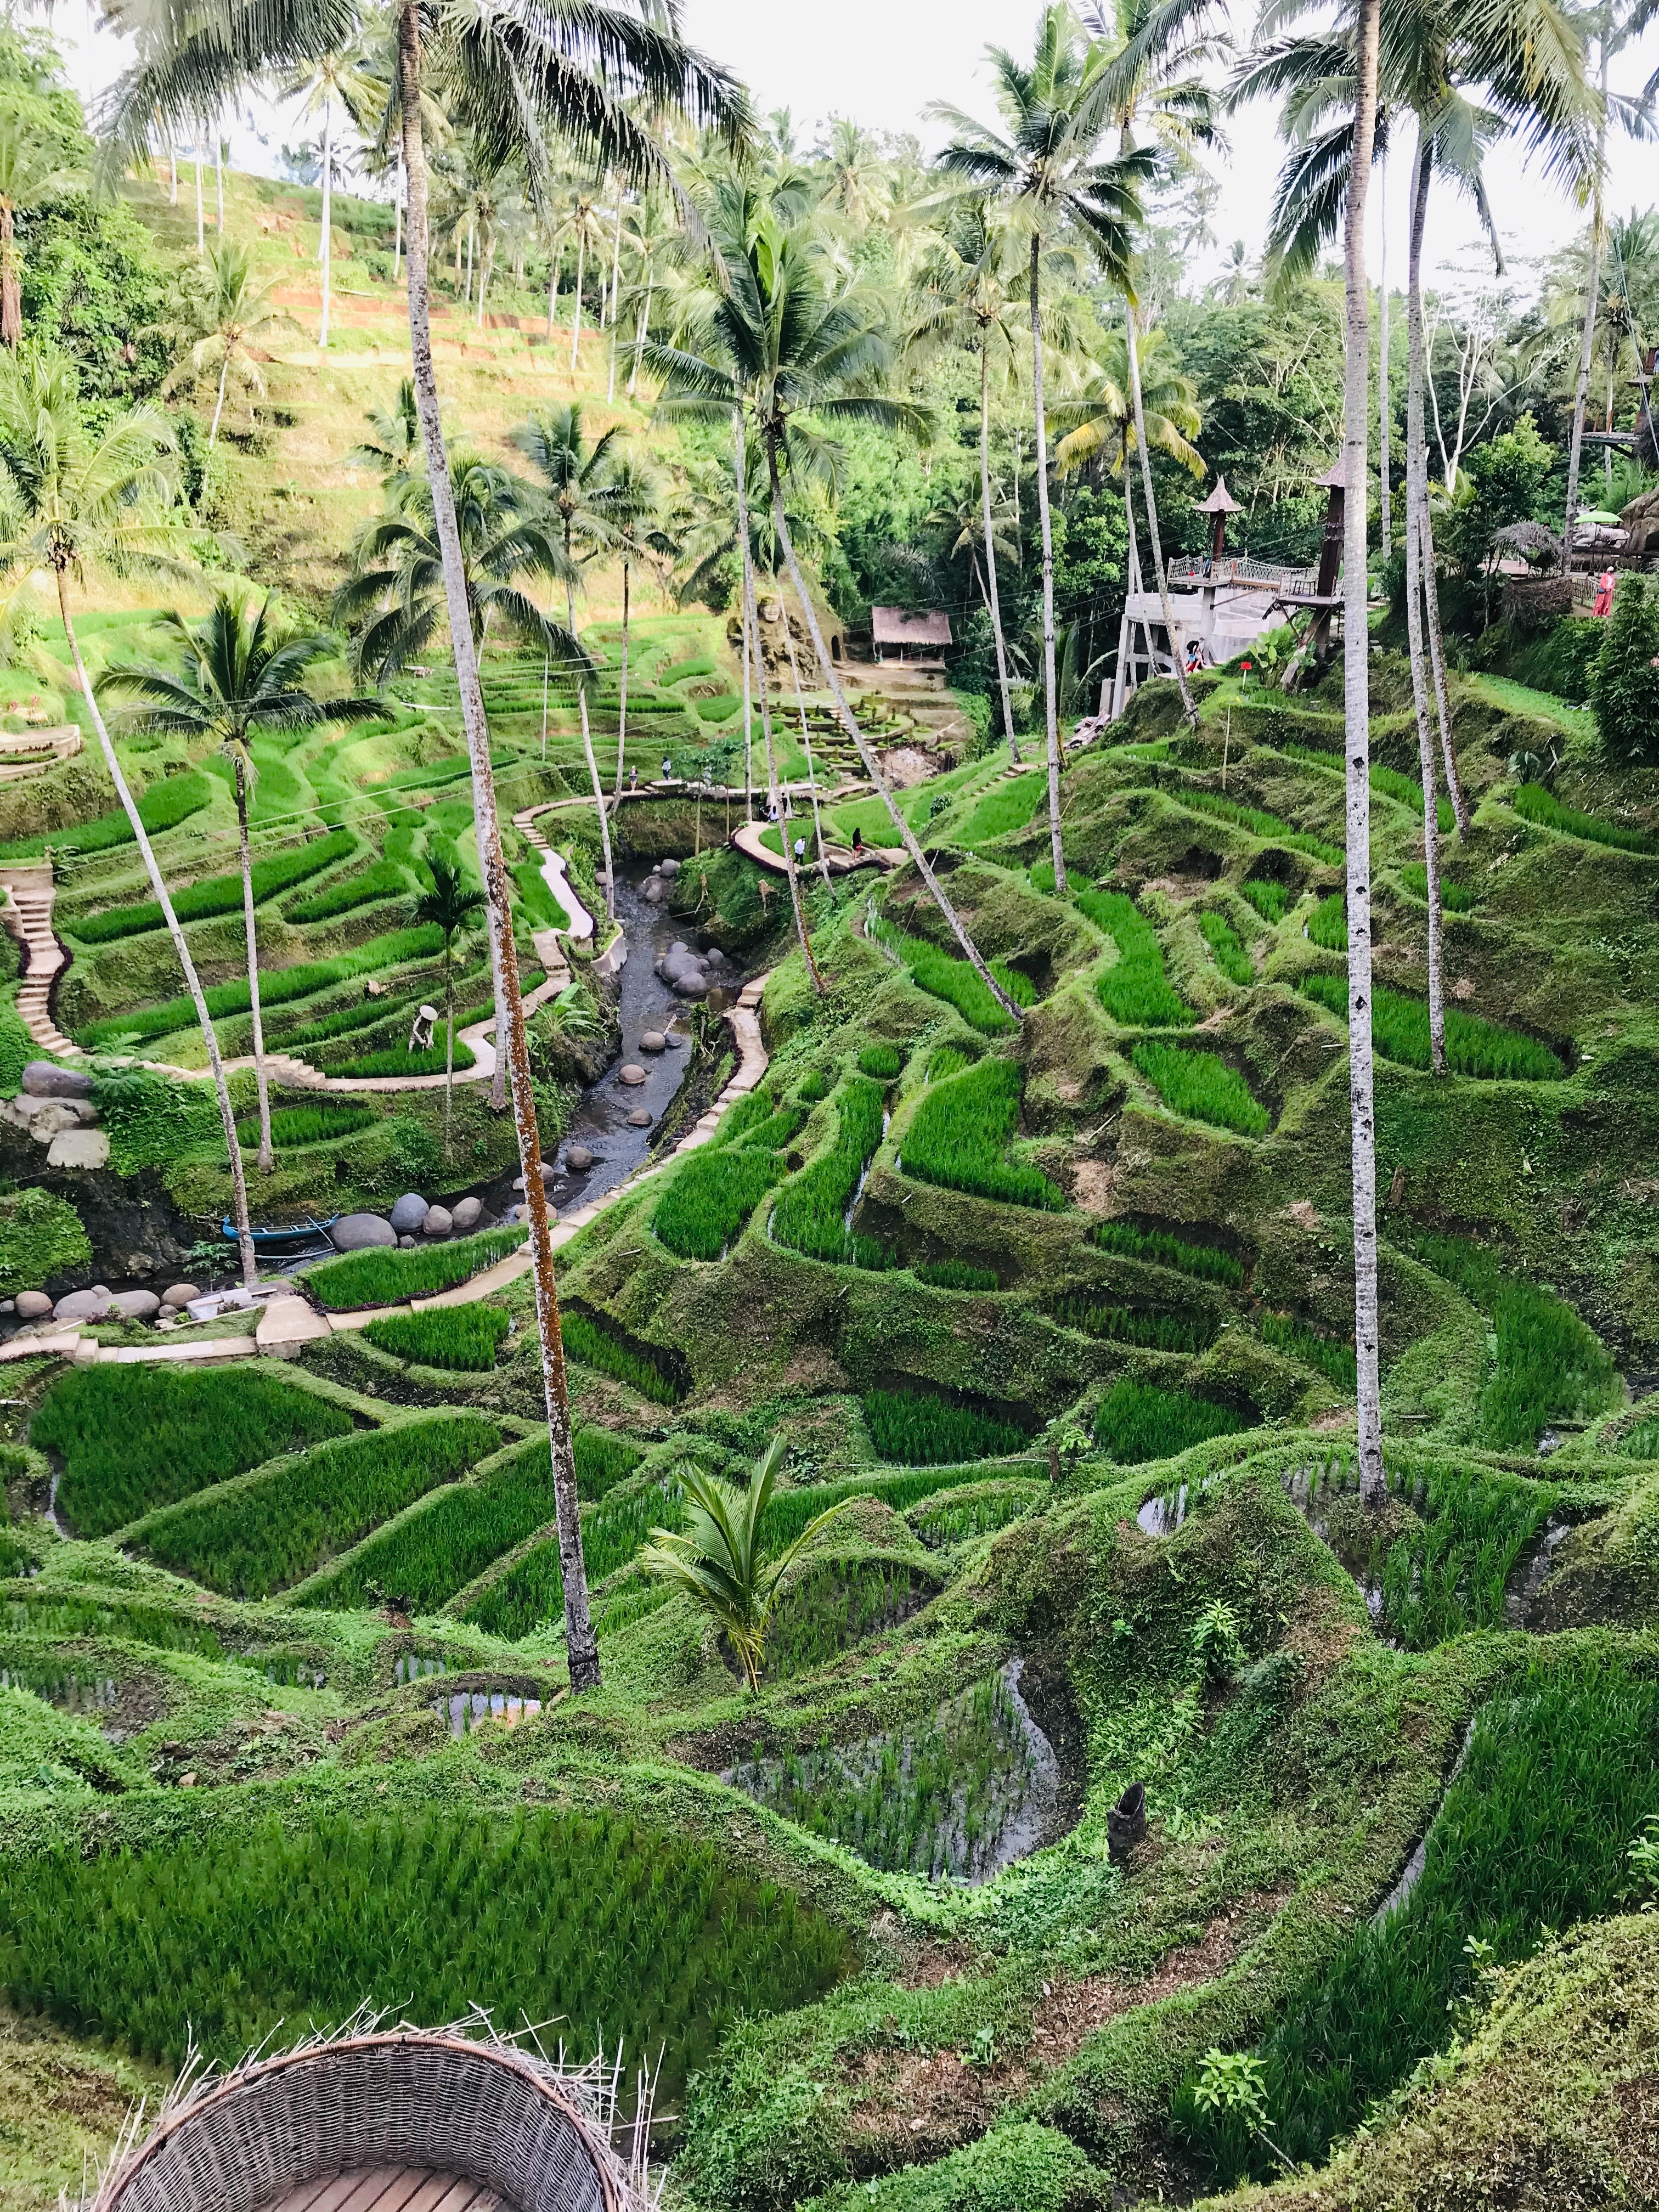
0;863;77;1057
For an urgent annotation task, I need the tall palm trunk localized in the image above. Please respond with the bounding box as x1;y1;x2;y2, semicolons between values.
1416;496;1470;832
396;0;597;1691
194;141;204;253
627;277;650;399
169;141;177;204
613;556;630;797
442;933;455;1158
56;567;257;1287
1564;24;1609;574
562;556;616;922
740;557;754;820
763;434;1021;1023
1378;150;1390;552
0;205;17;348
545;234;557;336
732;413;823;995
569;230;585;373
215;125;223;230
1403;135;1447;1075
606;175;624;401
1342;0;1385;1507
781;591;832;887
208;354;229;447
318;90;332;346
1029;233;1066;894
233;752;274;1169
393;155;404;282
1125;301;1198;730
978;341;1019;762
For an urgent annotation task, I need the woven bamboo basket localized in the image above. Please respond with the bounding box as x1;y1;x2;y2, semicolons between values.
91;2030;630;2212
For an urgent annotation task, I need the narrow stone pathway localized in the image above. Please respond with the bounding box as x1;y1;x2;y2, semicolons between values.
729;819;900;878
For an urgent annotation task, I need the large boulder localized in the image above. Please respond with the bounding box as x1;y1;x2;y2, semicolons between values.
627;1107;652;1127
639;1031;667;1053
331;1212;397;1251
618;1063;647;1086
565;1144;595;1172
661;857;680;878
161;1283;201;1310
111;1289;160;1321
450;1195;484;1234
27;1102;81;1142
389;1192;430;1236
54;1287;118;1322
47;1129;110;1170
21;1061;93;1099
421;1204;453;1239
14;1289;52;1319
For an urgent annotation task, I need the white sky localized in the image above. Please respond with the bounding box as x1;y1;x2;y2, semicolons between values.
53;0;1659;304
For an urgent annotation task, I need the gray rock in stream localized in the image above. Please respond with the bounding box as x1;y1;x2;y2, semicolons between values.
332;1212;397;1251
389;1193;430;1236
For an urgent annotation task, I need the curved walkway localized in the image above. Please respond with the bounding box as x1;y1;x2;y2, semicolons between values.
5;968;774;1366
729;819;900;878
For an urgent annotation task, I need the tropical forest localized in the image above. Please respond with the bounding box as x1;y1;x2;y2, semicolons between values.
2;0;1659;2207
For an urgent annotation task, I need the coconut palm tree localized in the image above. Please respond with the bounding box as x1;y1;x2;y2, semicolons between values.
159;236;289;448
414;849;486;1158
650;177;1024;1019
934;9;1156;893
333;449;580;689
99;591;377;1173
1053;320;1203;673
347;376;421;481
0;349;258;1286
511;402;626;919
0;119;83;348
603;456;674;797
905;204;1030;759
275;42;380;346
640;1435;839;1694
105;0;749;1700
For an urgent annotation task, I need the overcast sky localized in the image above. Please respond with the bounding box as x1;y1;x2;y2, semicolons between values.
55;0;1659;303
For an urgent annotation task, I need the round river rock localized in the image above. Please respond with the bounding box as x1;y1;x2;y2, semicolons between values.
388;1193;430;1236
332;1212;397;1252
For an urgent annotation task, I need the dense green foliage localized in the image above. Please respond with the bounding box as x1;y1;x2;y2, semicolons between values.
306;1227;526;1309
561;1311;685;1404
94;1066;224;1170
1259;1313;1357;1391
1414;1231;1617;1447
463;1473;684;1639
862;1391;1028;1465
134;1413;500;1597
655;1143;784;1260
1400;862;1477;911
1094;1376;1253;1462
300;1431;551;1611
1055;1299;1214;1351
33;1365;353;1538
285;859;411;923
1512;781;1654;853
1131;1040;1269;1136
1588;576;1659;765
0;771;209;861
1379;1462;1559;1646
362;1304;511;1371
1180;1659;1659;2180
66;832;356;941
0;1806;851;2103
916;1259;1001;1291
1240;877;1289;923
765;1561;929;1680
1299;973;1566;1079
771;1077;885;1265
1199;910;1252;985
1178;787;1342;864
1091;1217;1245;1285
0;1187;90;1295
871;918;1035;1035
856;1043;903;1079
899;1057;1064;1210
1077;888;1190;1026
236;1103;377;1147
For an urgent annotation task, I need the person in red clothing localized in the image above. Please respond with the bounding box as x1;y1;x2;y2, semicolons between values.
1593;570;1617;618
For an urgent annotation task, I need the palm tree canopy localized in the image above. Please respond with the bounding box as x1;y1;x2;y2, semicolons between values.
511;399;626;552
98;591;379;750
415;848;486;940
348;376;424;478
0;348;175;578
929;4;1158;289
98;0;753;215
333;449;585;686
1052;321;1203;472
0;114;84;216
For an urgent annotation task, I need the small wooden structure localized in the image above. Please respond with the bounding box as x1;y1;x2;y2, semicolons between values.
87;2022;653;2212
871;607;951;667
1196;475;1243;562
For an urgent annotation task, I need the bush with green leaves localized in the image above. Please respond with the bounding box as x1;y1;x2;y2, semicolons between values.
0;1804;850;2107
0;993;36;1093
1075;888;1189;1026
899;1056;1064;1210
132;1412;501;1599
1299;973;1564;1079
863;1390;1028;1465
1589;574;1659;766
0;1187;91;1296
32;1364;353;1538
362;1305;511;1372
1091;1218;1245;1285
1131;1041;1268;1137
93;1068;224;1172
66;831;356;942
306;1227;526;1311
1094;1376;1253;1462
